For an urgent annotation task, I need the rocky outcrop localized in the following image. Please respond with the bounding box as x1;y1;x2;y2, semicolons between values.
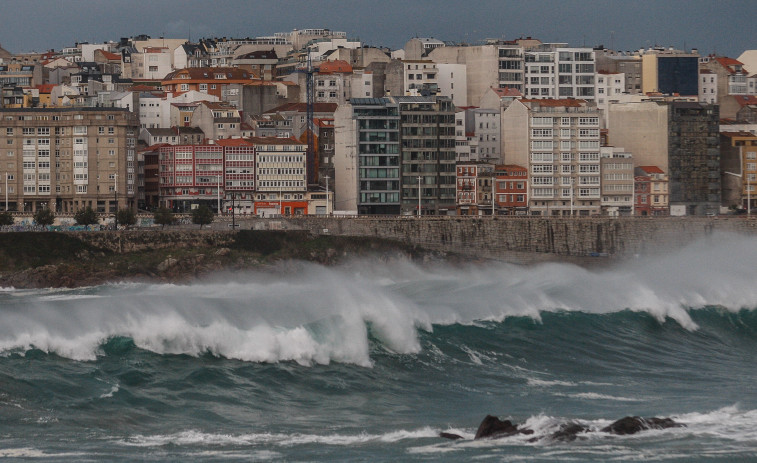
600;416;683;435
440;414;683;442
474;415;534;439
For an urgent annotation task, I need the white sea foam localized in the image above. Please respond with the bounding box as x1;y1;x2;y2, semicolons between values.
99;384;119;399
556;392;645;402
527;378;579;387
0;448;84;458
1;234;757;363
121;427;442;448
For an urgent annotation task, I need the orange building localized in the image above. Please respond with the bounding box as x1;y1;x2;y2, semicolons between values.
161;67;257;100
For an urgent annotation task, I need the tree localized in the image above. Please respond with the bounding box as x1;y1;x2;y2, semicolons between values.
153;206;175;229
74;207;99;226
0;211;13;226
190;205;214;228
34;208;55;227
116;208;137;228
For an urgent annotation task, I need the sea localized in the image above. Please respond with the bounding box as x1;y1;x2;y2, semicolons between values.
1;233;757;462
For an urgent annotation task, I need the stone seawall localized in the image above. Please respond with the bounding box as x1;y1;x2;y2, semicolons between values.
229;216;757;264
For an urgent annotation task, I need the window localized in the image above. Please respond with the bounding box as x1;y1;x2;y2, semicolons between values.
5;128;12;136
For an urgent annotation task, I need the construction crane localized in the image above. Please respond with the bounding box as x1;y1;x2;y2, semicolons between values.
303;53;316;185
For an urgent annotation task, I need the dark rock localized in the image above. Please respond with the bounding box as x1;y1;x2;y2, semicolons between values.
439;432;464;440
601;416;683;435
474;415;531;439
549;422;591;442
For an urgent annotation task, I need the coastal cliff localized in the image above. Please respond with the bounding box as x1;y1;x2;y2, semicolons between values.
0;230;441;289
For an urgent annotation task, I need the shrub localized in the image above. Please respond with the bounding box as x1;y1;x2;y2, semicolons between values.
190;205;214;228
0;211;13;226
74;207;99;226
116;208;137;227
153;206;175;229
34;208;55;227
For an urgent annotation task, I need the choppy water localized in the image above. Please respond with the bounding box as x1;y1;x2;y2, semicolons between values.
1;233;757;461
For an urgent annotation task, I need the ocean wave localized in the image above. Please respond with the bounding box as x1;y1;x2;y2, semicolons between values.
0;235;756;364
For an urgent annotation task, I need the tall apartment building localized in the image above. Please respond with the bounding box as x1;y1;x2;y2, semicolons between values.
502;98;601;216
0;107;137;213
334;96;456;215
608;101;720;215
524;44;596;101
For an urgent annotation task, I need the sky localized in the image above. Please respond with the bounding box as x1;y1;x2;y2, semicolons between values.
0;0;754;58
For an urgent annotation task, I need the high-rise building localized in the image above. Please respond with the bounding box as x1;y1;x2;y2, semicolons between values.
334;96;456;215
502;98;602;216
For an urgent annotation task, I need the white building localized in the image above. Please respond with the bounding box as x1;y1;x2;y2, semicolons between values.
502;98;601;216
524;45;596;101
595;71;626;126
437;63;467;106
403;60;439;96
699;69;718;104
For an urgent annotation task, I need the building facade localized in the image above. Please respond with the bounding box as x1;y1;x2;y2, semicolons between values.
0;107;138;213
599;147;634;216
502;98;602;216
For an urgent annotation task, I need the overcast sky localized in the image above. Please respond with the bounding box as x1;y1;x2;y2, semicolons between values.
1;0;753;57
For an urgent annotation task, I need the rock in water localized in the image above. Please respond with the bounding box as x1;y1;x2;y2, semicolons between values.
601;416;683;435
439;432;464;440
474;415;530;439
548;422;591;442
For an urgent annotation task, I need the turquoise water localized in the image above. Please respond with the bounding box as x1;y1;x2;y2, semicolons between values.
1;234;757;461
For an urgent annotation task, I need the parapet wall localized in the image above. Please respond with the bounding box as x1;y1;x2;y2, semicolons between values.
241;217;757;264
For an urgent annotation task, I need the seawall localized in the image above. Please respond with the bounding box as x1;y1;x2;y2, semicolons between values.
214;216;757;264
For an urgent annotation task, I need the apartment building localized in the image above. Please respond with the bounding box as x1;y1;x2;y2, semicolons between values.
334;96;455;215
608;100;720;215
502;98;602;216
641;48;699;96
0;107;138;213
495;164;529;215
455;162;494;215
524;44;596;101
161;67;257;101
250;136;307;216
600;147;634;216
634;166;669;216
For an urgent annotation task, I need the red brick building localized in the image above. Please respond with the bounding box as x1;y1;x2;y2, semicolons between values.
495;164;528;215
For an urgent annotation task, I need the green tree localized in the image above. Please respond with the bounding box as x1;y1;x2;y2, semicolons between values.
190;205;214;228
34;208;55;227
116;208;137;228
74;207;99;226
153;206;175;229
0;211;13;226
